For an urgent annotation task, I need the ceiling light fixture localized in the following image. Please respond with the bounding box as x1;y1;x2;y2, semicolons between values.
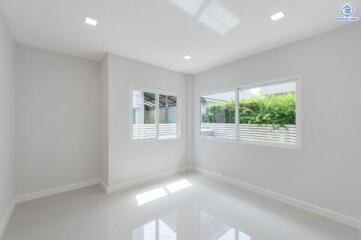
184;55;192;60
270;11;285;21
85;17;98;26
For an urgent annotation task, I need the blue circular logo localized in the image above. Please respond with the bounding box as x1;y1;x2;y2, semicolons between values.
341;3;354;17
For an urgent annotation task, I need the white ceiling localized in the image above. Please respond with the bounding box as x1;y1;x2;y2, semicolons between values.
0;0;358;73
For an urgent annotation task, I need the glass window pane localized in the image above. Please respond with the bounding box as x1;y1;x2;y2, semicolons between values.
159;94;178;139
132;91;156;139
238;81;296;145
200;91;236;139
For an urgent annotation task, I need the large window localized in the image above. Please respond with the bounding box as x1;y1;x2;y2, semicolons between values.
200;79;299;146
238;81;297;145
132;90;179;140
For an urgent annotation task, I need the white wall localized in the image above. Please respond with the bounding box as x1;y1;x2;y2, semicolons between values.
104;54;189;187
0;16;15;233
15;45;101;195
193;23;361;221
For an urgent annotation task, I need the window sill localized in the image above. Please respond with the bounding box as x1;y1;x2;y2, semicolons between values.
130;136;181;143
197;135;300;149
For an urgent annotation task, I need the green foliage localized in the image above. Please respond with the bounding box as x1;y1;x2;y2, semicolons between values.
201;93;296;128
201;99;236;124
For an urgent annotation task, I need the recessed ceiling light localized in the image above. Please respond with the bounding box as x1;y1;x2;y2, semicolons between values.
85;17;98;26
184;55;192;60
270;11;285;21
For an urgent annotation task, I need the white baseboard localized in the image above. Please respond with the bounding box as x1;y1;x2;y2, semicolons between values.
191;167;361;230
15;179;101;203
99;180;108;194
104;168;189;194
14;168;190;201
0;200;16;239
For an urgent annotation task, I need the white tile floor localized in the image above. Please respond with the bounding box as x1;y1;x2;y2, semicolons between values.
2;173;360;240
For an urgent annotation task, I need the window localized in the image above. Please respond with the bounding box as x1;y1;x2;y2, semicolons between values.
159;94;178;139
199;78;299;146
200;91;236;139
239;81;297;145
132;90;179;140
132;91;156;140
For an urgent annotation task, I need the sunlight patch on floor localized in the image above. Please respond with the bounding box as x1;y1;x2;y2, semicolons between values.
136;179;192;206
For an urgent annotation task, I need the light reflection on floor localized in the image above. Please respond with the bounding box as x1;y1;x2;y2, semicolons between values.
200;210;252;240
136;187;168;206
136;179;192;205
133;210;177;240
2;173;359;240
132;208;253;240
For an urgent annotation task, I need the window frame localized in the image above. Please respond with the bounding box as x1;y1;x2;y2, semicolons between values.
199;89;238;140
130;87;180;142
198;76;301;149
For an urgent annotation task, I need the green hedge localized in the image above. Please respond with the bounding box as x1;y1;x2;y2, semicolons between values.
201;93;296;128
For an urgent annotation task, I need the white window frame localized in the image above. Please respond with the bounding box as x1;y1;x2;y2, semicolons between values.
198;88;238;141
130;87;180;141
198;76;301;149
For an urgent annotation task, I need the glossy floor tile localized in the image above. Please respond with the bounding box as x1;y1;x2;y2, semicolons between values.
2;173;360;240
